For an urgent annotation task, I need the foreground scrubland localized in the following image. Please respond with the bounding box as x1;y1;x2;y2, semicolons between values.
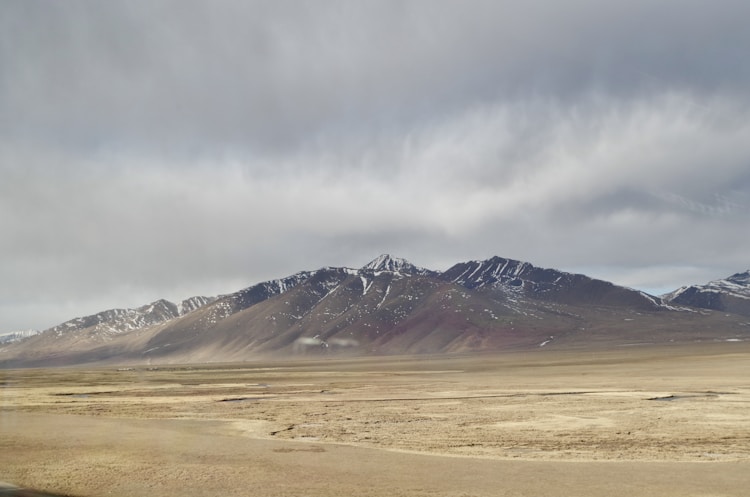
2;342;749;496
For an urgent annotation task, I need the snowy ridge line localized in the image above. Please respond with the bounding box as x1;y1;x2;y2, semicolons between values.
0;329;40;344
41;295;217;339
662;270;750;302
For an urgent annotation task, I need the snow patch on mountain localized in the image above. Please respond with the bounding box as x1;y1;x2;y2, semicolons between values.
360;276;373;295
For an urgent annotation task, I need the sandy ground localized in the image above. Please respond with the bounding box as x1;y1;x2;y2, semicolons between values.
1;342;749;496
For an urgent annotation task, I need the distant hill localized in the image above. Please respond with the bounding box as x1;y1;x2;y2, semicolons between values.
663;270;750;317
0;330;40;344
2;255;749;367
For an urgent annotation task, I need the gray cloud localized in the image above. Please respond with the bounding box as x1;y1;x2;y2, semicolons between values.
5;1;750;154
2;1;750;330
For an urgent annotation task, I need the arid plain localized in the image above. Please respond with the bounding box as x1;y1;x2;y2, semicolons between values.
2;342;749;496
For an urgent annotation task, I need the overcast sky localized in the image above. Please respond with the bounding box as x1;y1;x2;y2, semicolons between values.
2;0;750;331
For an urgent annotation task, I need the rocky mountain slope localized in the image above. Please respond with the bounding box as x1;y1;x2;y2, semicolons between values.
2;255;749;367
440;256;662;309
663;270;750;316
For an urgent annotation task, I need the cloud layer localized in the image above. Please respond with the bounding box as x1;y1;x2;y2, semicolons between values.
2;1;750;330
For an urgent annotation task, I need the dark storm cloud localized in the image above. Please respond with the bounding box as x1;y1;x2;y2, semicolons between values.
2;1;750;330
5;0;750;154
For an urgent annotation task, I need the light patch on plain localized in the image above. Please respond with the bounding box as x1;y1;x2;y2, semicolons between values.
492;415;615;431
227;419;277;438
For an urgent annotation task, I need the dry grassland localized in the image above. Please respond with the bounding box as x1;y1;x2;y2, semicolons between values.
2;342;750;496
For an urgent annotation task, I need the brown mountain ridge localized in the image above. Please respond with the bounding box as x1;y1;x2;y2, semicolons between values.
2;255;749;367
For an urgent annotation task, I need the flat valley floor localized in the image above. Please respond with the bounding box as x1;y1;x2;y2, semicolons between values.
1;342;750;496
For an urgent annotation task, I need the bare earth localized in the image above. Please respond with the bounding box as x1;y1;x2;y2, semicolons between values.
2;342;749;496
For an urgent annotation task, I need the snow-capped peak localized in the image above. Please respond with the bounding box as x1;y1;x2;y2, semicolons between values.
361;254;420;274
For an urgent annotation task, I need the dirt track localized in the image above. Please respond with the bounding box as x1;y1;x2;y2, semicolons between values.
2;343;749;496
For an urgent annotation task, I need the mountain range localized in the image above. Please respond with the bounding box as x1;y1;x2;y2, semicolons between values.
1;255;749;367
